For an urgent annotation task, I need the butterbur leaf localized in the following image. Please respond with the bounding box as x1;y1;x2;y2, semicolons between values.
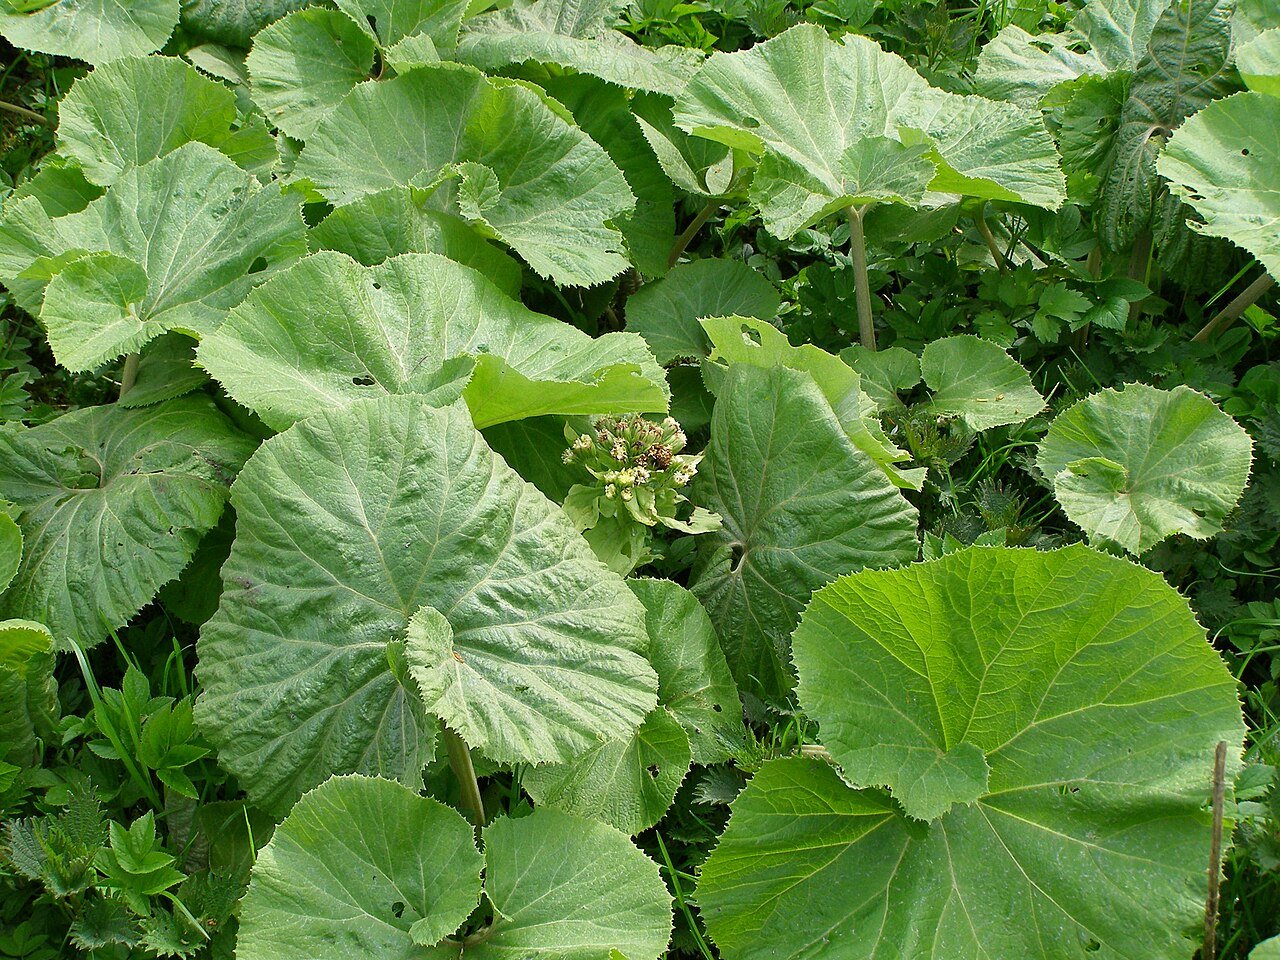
457;0;703;96
0;0;178;64
245;8;377;142
626;259;780;364
839;344;920;410
921;334;1045;430
1157;91;1280;279
700;545;1245;959
239;782;672;960
1038;383;1252;553
180;0;310;47
701;316;922;489
308;187;523;297
334;0;470;50
0;619;58;764
523;707;691;834
631;93;735;198
118;333;208;409
198;252;668;432
1;143;307;371
690;364;918;702
237;776;484;959
0;397;254;649
673;24;1063;239
196;398;656;815
295;64;635;286
0;510;20;593
1238;28;1280;95
629;578;743;764
56;56;258;185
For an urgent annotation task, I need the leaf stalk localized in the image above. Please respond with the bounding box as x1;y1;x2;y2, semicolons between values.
442;726;485;828
1192;273;1275;344
845;204;877;351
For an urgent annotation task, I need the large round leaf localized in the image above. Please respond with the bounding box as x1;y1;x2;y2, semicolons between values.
921;334;1045;431
237;775;485;959
294;63;635;287
180;0;311;47
690;363;918;703
673;24;1064;239
523;707;690;834
196;397;657;816
198;252;668;432
701;544;1244;960
0;397;254;649
0;0;178;64
1157;91;1280;279
1037;383;1252;554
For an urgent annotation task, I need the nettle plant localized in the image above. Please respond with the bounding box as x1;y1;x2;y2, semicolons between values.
0;0;1268;956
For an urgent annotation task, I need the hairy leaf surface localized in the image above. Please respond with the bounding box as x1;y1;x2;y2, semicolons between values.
0;0;178;64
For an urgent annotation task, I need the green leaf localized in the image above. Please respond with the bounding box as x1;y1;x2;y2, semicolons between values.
245;8;376;142
1237;27;1280;95
673;24;1064;239
471;809;673;960
1157;91;1280;279
198;252;668;432
629;578;743;765
921;334;1045;430
1252;936;1280;960
0;506;21;594
196;397;656;814
0;143;307;371
0;0;178;64
703;316;921;489
523;707;691;834
1038;383;1253;553
631;92;734;198
334;0;469;50
457;0;702;96
0;619;57;764
117;333;208;409
0;397;254;649
690;364;918;702
294;63;635;286
703;546;1246;957
838;344;920;410
57;56;256;185
180;0;310;47
626;259;779;364
237;775;484;959
1099;0;1236;250
309;187;523;298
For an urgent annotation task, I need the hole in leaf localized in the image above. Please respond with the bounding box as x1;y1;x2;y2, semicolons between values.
391;901;405;919
1084;939;1101;952
647;764;660;779
730;543;746;572
712;703;723;713
372;281;381;290
353;374;376;386
248;256;268;274
739;324;762;346
1241;148;1250;157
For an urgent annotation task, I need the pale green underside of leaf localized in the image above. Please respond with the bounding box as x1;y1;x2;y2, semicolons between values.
631;93;734;198
702;316;922;489
0;143;307;371
457;0;702;96
921;334;1045;430
523;706;690;834
690;364;918;703
294;63;634;286
0;397;254;649
1237;28;1280;95
626;259;780;364
56;56;257;185
0;0;178;64
1157;91;1280;280
196;397;656;815
629;578;743;765
1037;383;1253;553
673;23;1063;238
236;775;484;959
198;251;668;432
308;187;524;298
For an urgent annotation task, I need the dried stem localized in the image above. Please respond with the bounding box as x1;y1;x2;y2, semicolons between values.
1202;740;1228;960
1193;273;1276;344
0;98;52;128
846;204;877;351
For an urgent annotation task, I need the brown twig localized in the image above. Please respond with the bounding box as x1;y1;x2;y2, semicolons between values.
1202;740;1228;960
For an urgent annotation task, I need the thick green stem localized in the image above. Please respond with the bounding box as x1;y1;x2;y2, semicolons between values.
442;726;485;828
0;98;52;127
975;204;1007;273
846;204;877;351
118;352;140;400
1192;273;1275;344
667;199;718;268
